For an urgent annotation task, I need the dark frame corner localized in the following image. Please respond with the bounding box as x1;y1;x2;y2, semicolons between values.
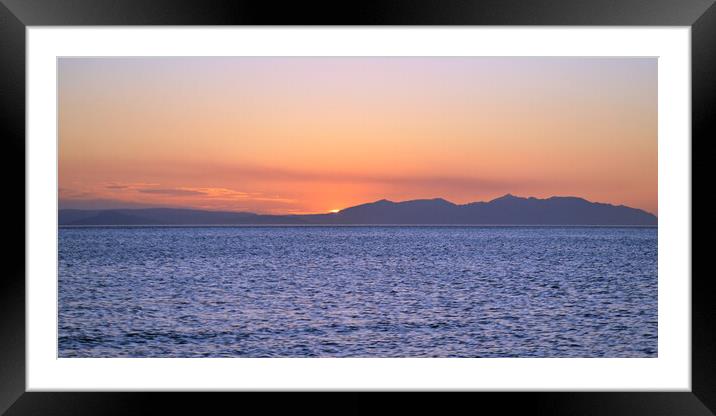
1;0;712;414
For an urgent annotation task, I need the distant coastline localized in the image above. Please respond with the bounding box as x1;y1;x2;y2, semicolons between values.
59;224;658;227
59;194;657;226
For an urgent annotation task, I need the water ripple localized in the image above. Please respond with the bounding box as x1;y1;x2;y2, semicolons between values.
58;226;657;357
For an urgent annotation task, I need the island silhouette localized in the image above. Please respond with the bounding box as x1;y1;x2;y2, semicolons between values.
59;194;657;226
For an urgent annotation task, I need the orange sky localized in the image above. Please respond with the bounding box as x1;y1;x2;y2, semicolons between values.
58;57;657;215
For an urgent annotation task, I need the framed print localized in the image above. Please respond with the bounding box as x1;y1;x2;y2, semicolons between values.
1;0;712;414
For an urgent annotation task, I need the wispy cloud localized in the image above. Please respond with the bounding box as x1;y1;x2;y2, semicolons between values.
58;198;171;210
59;188;94;198
62;182;299;213
104;182;161;190
138;188;207;196
184;163;540;192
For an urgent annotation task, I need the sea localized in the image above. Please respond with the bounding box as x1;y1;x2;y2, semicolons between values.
58;226;657;358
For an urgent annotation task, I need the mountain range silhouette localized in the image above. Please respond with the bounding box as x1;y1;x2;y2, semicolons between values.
59;194;657;226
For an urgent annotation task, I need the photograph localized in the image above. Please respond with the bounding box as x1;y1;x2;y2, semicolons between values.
57;56;658;358
2;0;709;411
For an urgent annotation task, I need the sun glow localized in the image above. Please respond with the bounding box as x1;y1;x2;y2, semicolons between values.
329;209;340;214
58;57;658;215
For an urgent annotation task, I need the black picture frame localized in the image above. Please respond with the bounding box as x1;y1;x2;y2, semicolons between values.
1;0;711;414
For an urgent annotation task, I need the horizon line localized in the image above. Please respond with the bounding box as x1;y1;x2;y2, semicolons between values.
58;193;658;217
59;224;659;229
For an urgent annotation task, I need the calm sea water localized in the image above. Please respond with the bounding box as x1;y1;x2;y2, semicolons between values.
58;226;657;357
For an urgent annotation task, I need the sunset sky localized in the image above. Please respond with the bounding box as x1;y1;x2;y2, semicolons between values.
58;57;657;215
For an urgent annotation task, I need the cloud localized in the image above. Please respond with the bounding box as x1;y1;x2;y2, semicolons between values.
187;164;540;193
59;188;94;198
166;187;296;204
62;181;299;213
104;182;161;190
58;198;173;210
137;188;207;196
